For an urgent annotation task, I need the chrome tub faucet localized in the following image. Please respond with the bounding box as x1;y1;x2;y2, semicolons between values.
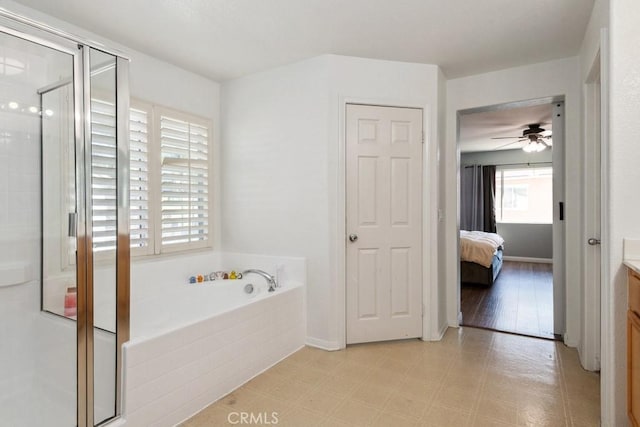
242;269;278;292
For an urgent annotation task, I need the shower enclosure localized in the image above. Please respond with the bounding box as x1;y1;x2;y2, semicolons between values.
0;10;129;427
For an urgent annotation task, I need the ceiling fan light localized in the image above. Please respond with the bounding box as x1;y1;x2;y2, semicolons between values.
535;142;546;152
522;142;536;153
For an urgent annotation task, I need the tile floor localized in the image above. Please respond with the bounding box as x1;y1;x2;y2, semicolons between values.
180;327;600;426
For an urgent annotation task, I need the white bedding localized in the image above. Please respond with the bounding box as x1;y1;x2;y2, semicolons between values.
460;230;505;268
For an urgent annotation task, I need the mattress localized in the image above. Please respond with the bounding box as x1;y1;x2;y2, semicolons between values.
460;230;505;268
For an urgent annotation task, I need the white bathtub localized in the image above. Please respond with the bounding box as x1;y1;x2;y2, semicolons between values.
120;253;306;427
130;278;278;339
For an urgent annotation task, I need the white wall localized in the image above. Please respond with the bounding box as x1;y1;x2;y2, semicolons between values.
222;54;443;347
578;0;610;412
326;56;442;345
445;57;582;345
437;68;448;334
221;55;331;345
607;0;637;424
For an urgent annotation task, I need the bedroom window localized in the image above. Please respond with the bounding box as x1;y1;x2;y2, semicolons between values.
495;167;552;224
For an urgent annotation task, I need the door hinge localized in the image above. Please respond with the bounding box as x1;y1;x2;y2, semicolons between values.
421;131;425;144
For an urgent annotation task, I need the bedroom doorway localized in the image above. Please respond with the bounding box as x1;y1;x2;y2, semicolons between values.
457;99;565;340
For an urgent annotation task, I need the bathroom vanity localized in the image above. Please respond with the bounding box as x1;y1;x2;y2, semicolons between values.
628;266;640;427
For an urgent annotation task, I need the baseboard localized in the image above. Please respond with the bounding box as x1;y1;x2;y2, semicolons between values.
437;323;449;340
305;336;341;351
502;256;552;264
563;333;578;348
422;322;449;342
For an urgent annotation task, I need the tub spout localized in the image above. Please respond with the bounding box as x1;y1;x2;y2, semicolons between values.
242;269;278;292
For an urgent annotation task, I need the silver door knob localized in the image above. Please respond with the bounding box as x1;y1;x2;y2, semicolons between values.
588;238;601;246
349;234;358;242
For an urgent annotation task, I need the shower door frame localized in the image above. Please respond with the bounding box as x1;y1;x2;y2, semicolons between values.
0;9;130;427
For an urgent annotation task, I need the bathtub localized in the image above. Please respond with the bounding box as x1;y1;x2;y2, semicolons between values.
120;256;306;427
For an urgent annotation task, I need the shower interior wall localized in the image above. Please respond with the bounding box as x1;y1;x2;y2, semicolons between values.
0;38;78;425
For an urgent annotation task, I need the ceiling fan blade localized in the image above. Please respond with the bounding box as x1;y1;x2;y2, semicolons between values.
540;140;552;149
490;136;523;139
494;139;526;150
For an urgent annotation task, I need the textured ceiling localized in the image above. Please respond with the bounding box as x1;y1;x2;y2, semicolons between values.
11;0;595;81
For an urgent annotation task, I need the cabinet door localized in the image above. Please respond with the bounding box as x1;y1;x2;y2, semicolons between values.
629;310;640;427
631;271;640;316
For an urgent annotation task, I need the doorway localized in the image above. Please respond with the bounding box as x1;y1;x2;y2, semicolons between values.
457;99;565;340
345;104;423;344
0;11;130;426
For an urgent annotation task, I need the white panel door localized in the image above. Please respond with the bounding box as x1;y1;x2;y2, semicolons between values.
346;104;423;344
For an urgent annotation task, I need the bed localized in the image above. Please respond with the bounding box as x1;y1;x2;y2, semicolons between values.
460;230;504;286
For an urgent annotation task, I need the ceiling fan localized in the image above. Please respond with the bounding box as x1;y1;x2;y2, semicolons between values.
491;123;552;153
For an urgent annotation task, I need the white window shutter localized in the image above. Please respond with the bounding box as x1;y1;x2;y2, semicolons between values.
90;98;117;252
159;113;210;249
129;106;151;252
91;98;152;254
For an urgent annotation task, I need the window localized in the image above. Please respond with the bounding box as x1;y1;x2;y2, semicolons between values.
158;109;211;251
90;98;118;253
503;184;528;210
87;99;212;257
495;167;552;224
129;103;151;254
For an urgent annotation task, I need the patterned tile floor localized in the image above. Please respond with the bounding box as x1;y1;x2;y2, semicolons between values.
180;327;600;426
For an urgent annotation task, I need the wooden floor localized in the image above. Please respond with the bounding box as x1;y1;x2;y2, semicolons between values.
461;261;555;340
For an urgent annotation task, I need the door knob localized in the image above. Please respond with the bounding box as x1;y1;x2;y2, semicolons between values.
349;234;358;242
588;238;601;246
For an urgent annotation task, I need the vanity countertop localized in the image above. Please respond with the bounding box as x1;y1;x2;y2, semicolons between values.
624;259;640;275
624;239;640;274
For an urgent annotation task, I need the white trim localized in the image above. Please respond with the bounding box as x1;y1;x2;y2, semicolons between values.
502;256;553;264
598;27;614;427
580;44;602;373
454;97;566;335
551;101;566;337
421;323;449;342
305;337;340;351
335;96;439;349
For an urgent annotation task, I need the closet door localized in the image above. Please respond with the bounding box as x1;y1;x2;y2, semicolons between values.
345;104;423;344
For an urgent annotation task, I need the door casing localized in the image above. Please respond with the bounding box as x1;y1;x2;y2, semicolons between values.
334;97;439;350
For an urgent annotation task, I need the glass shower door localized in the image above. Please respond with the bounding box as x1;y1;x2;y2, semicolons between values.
0;29;77;427
1;15;130;426
88;47;118;425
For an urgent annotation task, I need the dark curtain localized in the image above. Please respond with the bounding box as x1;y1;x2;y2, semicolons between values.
460;164;496;233
482;165;497;233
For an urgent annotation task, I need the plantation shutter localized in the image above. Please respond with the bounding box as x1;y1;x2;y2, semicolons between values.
90;99;151;253
90;98;117;252
129;106;150;252
159;113;210;249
